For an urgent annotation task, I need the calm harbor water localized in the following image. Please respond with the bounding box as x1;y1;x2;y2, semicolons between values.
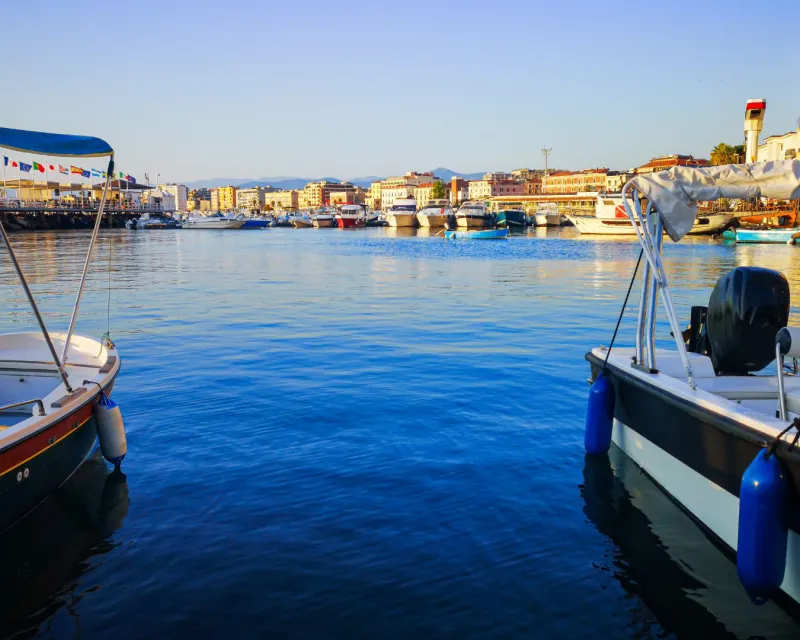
1;227;800;639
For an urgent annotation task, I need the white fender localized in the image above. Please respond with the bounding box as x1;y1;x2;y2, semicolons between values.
94;392;127;465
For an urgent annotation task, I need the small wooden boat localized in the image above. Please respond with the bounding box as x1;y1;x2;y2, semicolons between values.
444;228;508;240
728;227;800;244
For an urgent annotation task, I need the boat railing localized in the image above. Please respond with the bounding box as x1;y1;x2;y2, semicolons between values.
0;398;45;416
622;181;695;389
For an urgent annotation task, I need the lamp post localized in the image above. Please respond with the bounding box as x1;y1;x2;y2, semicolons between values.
541;147;552;193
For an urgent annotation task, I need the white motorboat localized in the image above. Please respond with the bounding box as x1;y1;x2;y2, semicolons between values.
534;202;562;227
455;202;493;229
312;208;336;228
289;212;313;228
567;193;732;235
125;213;179;230
416;199;452;229
364;209;386;227
583;160;800;610
0;126;127;532
181;212;245;230
385;198;417;228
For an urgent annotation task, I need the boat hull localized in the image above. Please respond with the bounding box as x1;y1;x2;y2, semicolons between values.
455;214;491;229
417;213;448;229
291;219;313;229
336;216;363;229
313;217;335;228
182;220;245;230
534;214;562;227
734;228;800;244
568;213;732;236
386;213;416;228
445;229;508;240
587;352;800;607
240;219;268;229
496;211;527;228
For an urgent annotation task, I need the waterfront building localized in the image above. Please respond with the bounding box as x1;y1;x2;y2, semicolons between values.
300;181;356;208
236;186;266;211
450;177;469;205
511;168;544;181
264;190;299;210
367;181;383;210
158;183;188;212
381;184;415;208
757;125;800;162
468;178;524;201
211;185;238;211
140;188;177;211
482;172;513;181
544;168;609;194
377;172;436;209
524;178;543;195
604;171;634;193
187;188;211;212
413;180;447;209
330;190;355;205
634;155;708;175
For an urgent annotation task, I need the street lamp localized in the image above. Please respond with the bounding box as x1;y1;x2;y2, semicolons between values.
541;147;552;193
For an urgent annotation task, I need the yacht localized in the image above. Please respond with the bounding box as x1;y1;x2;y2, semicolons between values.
182;212;245;230
289;212;313;228
385;198;417;228
534;203;562;227
125;213;179;230
364;209;387;227
455;202;493;229
567;193;732;235
416;199;452;229
0;126;127;531
312;208;336;228
583;160;800;609
336;205;364;229
495;208;527;229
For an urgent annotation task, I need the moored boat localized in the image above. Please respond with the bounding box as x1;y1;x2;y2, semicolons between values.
583;160;800;609
568;193;733;235
182;212;245;229
444;228;508;240
289;212;313;228
455;202;493;229
495;208;527;229
0;126;127;532
125;213;179;230
416;200;452;228
364;209;386;227
312;209;336;228
385;198;417;228
336;205;364;229
534;203;562;227
728;227;800;244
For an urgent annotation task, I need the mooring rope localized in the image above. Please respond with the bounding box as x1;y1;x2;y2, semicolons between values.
603;248;644;370
765;417;800;459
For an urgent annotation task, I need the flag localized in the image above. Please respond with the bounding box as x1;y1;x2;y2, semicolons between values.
19;162;32;173
144;173;150;183
48;164;55;171
118;171;124;179
3;156;7;166
102;171;107;178
91;168;102;177
81;169;90;178
71;165;83;175
59;164;68;174
33;162;45;173
11;161;18;168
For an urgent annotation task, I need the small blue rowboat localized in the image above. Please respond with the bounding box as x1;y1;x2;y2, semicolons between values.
733;228;800;244
444;228;509;240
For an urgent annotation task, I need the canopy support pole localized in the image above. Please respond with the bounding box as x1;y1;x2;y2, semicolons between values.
0;218;73;393
62;155;114;364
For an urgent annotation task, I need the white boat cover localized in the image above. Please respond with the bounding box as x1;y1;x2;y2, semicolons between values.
630;160;800;241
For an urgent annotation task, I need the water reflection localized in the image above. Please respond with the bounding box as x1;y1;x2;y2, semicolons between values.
0;454;130;638
581;447;800;639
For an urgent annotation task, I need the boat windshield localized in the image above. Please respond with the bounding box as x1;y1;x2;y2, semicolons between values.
391;205;416;212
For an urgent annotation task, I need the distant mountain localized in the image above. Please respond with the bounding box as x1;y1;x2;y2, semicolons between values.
184;169;487;190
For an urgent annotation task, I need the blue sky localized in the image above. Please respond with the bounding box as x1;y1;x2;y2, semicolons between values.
3;0;799;182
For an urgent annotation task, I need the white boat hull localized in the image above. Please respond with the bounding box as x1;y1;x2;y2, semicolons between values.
455;215;490;229
567;213;732;236
612;418;800;605
182;219;245;230
417;213;448;229
534;213;562;227
387;213;416;228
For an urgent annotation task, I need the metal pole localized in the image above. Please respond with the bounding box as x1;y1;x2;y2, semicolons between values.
645;210;662;369
777;343;788;421
0;218;72;392
61;156;114;363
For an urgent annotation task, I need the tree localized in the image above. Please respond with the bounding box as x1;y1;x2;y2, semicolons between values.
710;143;738;165
733;144;746;163
430;180;447;199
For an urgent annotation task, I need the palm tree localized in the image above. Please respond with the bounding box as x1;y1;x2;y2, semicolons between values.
710;143;737;165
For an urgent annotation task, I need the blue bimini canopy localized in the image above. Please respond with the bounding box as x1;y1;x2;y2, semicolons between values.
0;127;113;157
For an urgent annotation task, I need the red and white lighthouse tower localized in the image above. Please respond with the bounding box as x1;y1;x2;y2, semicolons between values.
744;98;767;163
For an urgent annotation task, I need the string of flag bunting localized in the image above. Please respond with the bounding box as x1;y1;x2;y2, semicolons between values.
2;155;136;184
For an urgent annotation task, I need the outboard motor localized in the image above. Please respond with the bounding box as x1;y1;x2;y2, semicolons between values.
706;267;789;375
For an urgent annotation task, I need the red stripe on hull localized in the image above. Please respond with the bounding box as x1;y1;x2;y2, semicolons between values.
0;401;95;478
337;218;363;228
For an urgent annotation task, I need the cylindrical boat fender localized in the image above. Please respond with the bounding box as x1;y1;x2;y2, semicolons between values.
584;373;615;455
94;391;127;466
737;448;788;605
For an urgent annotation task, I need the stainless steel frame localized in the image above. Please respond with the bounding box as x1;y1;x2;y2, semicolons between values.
0;397;45;416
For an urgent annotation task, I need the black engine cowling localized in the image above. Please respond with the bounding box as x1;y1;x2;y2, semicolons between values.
706;267;790;375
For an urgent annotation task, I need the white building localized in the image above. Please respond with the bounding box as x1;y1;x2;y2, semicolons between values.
158;183;188;212
141;188;176;211
236;187;266;211
758;126;800;162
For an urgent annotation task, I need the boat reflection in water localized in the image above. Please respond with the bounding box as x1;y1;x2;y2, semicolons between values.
0;453;130;637
581;446;800;639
